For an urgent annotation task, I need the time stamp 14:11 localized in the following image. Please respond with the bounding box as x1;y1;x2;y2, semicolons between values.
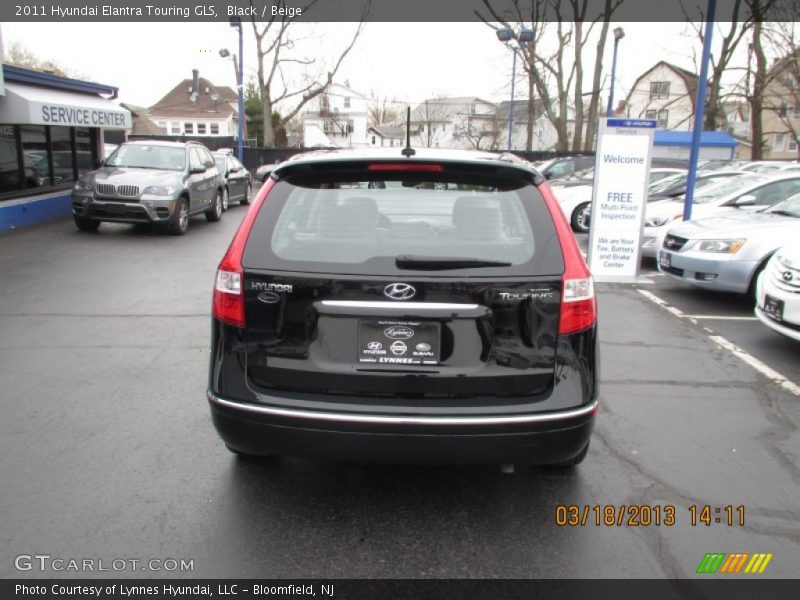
554;505;746;527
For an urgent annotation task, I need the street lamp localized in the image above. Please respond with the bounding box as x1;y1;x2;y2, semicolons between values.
606;27;625;117
221;18;245;162
496;26;534;151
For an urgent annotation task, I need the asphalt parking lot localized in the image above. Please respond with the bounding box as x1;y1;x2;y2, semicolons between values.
1;213;798;579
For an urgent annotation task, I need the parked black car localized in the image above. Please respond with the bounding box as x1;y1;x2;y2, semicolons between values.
207;149;598;467
72;140;225;235
214;153;252;210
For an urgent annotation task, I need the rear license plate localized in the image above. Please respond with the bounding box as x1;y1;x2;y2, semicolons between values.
763;295;784;322
358;320;440;365
659;251;672;268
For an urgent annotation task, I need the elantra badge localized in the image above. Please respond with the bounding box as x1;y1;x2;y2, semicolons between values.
384;283;416;301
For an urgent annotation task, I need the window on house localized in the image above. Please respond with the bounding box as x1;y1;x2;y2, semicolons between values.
344;97;351;108
371;135;376;145
657;110;669;128
197;123;207;134
649;81;670;100
789;138;798;151
157;121;167;128
792;106;800;119
774;133;786;150
184;123;194;134
170;123;181;135
210;123;219;135
779;104;788;118
645;110;657;120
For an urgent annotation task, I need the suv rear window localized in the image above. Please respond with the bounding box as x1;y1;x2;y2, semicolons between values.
244;171;563;277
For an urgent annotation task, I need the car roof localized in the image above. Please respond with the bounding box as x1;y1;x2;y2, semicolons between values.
273;147;543;181
123;139;203;149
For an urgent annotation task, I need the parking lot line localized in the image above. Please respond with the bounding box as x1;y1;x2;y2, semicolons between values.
684;315;759;321
637;289;800;398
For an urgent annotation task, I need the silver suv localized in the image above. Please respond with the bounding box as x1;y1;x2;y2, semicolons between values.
72;140;225;235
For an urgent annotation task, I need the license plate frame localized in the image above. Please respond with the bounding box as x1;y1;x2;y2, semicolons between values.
357;320;440;366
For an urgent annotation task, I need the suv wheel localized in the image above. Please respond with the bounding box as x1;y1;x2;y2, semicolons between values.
206;190;223;222
74;215;100;232
571;203;591;233
167;197;189;235
240;183;251;205
222;187;230;212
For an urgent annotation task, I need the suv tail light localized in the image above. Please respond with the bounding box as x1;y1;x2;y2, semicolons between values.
212;177;276;328
538;182;597;335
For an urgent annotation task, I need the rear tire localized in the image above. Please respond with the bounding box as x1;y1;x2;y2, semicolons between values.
167;197;189;235
545;443;589;470
206;190;223;222
73;215;100;232
571;203;591;233
240;182;251;205
221;187;230;211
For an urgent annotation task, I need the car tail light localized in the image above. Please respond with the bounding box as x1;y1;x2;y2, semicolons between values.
538;181;597;335
367;163;443;172
212;177;277;328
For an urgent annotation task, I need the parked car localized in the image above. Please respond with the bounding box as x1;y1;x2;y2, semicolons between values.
208;148;598;467
552;168;686;233
255;162;280;183
214;153;252;210
538;155;595;180
645;170;748;202
657;190;800;296
641;173;800;258
755;241;800;341
72;140;225;235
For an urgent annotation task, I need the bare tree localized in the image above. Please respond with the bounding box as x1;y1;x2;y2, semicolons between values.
411;99;452;148
681;0;753;132
5;41;85;79
248;0;368;146
479;0;623;152
455;112;507;151
368;92;401;126
756;14;800;158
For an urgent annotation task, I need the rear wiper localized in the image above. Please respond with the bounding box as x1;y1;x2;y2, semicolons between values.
395;255;512;270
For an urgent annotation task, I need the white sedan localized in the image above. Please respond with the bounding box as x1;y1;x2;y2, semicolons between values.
550;168;685;233
755;242;800;341
641;173;800;258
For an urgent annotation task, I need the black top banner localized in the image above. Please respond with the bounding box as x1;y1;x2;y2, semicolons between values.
1;0;797;23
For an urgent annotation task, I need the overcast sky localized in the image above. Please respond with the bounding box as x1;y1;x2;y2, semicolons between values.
1;21;752;112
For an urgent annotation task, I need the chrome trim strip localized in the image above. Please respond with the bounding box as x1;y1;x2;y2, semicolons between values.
208;392;597;426
319;300;481;310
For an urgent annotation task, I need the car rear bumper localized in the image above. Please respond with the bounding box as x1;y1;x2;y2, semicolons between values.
208;391;596;465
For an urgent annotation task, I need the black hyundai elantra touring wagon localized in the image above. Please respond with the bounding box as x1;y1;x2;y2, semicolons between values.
208;149;598;467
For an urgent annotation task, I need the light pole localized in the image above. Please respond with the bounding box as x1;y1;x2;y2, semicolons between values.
496;27;533;151
606;27;625;117
221;18;245;162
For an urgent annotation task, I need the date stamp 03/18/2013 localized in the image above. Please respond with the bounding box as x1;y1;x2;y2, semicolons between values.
555;504;746;527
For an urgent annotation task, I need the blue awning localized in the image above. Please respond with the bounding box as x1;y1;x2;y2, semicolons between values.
654;130;737;148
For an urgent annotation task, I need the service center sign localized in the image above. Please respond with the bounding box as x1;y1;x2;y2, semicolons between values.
587;118;656;282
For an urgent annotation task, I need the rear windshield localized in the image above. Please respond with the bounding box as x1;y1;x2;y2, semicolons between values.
244;172;563;277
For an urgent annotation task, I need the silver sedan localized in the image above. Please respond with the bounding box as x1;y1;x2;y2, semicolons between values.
656;192;800;295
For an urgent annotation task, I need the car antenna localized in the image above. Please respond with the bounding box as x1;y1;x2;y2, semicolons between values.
402;106;416;157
